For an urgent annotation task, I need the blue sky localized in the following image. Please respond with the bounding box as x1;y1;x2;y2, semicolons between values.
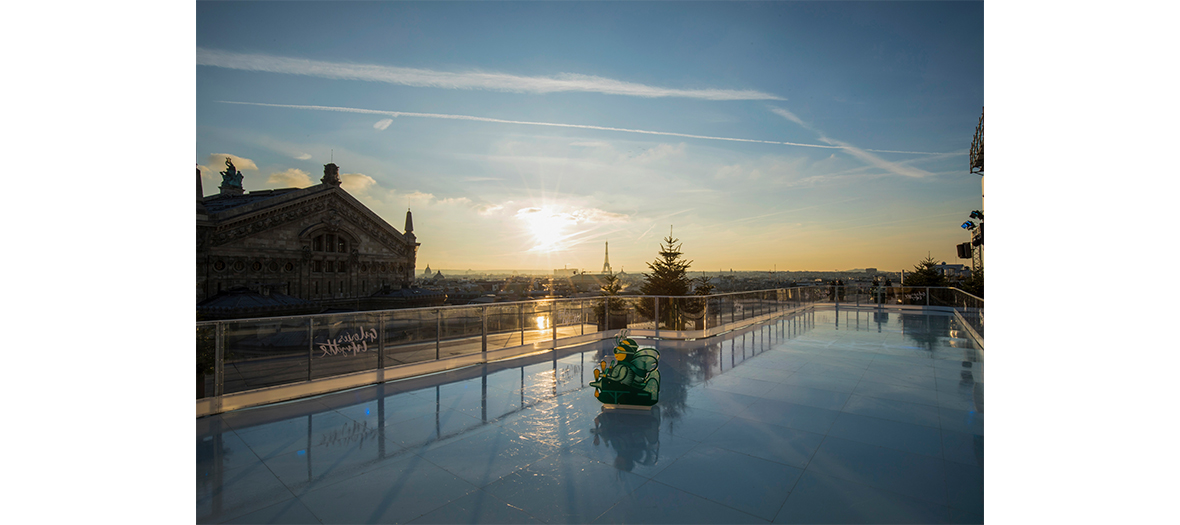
197;1;983;273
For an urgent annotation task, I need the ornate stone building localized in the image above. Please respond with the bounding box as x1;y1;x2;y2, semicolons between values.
197;159;420;314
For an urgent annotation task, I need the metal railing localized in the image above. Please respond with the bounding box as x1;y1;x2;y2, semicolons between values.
197;286;981;410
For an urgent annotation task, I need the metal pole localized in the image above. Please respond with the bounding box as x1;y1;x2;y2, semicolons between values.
926;287;930;307
605;295;611;332
435;309;441;360
654;298;660;339
306;318;312;381
551;300;557;348
519;303;525;346
215;322;225;398
378;313;385;369
580;299;585;335
481;306;488;355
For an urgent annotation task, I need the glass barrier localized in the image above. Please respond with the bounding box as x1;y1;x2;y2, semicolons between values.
383;308;439;366
223;317;312;394
485;303;524;350
672;295;709;331
520;300;551;346
196;324;216;399
894;286;928;306
311;312;381;380
198;286;981;400
439;306;484;358
553;299;587;338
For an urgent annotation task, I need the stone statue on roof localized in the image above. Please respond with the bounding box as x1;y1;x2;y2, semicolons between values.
219;157;244;188
322;163;342;186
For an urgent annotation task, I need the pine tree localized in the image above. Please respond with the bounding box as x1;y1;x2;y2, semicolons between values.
903;255;948;287
639;234;693;329
957;266;983;298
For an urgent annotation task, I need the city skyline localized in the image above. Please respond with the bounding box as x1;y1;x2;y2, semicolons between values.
197;2;983;273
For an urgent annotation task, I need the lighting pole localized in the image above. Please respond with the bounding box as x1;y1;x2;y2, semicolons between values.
968;108;984;270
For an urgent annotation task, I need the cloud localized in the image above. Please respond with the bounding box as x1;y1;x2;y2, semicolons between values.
634;142;687;163
341;172;378;193
374;118;393;131
818;135;934;178
220;101;899;153
464;177;503;182
770;107;811;129
768;107;938;178
266;168;314;188
295;153;313;160
476;204;504;216
198;48;784;100
203;153;258;172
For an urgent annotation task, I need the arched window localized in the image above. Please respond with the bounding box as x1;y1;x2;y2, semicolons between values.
312;233;349;254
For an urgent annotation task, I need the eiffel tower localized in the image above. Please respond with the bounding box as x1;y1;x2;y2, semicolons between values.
602;241;611;274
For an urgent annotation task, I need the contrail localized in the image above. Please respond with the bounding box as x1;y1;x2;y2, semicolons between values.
218;101;945;155
198;48;783;101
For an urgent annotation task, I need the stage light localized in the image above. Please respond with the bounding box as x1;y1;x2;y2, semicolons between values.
961;221;976;230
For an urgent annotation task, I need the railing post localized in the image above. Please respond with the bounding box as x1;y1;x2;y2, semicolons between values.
926;287;930;306
551;300;557;348
703;298;709;334
215;322;225;398
519;303;525;346
435;309;441;360
306;318;312;381
580;299;585;335
378;313;385;369
481;305;488;355
654;298;660;339
605;296;611;332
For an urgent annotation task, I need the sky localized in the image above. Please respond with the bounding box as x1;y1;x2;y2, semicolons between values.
196;1;983;274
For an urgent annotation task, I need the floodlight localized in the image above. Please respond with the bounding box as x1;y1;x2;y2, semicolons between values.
961;221;976;230
969;210;984;220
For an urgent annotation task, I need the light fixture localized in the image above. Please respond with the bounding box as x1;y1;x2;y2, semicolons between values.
961;221;976;230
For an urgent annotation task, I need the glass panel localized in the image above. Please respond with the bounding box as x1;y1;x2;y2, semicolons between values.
383;309;438;366
553;299;583;338
439;306;483;358
518;301;551;345
928;287;956;307
310;313;380;380
222;317;311;394
671;295;707;330
897;286;928;306
620;296;651;330
196;323;216;399
484;303;521;349
581;297;606;334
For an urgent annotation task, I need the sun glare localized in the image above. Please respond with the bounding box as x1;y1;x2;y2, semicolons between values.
518;207;573;253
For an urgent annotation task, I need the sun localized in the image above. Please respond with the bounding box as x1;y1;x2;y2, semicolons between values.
518;207;573;253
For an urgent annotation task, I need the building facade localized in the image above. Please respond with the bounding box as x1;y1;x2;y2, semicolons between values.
197;160;419;313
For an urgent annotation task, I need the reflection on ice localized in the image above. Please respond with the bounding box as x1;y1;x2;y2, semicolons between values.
199;309;983;524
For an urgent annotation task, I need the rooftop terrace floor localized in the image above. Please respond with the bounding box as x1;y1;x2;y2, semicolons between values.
198;309;984;524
